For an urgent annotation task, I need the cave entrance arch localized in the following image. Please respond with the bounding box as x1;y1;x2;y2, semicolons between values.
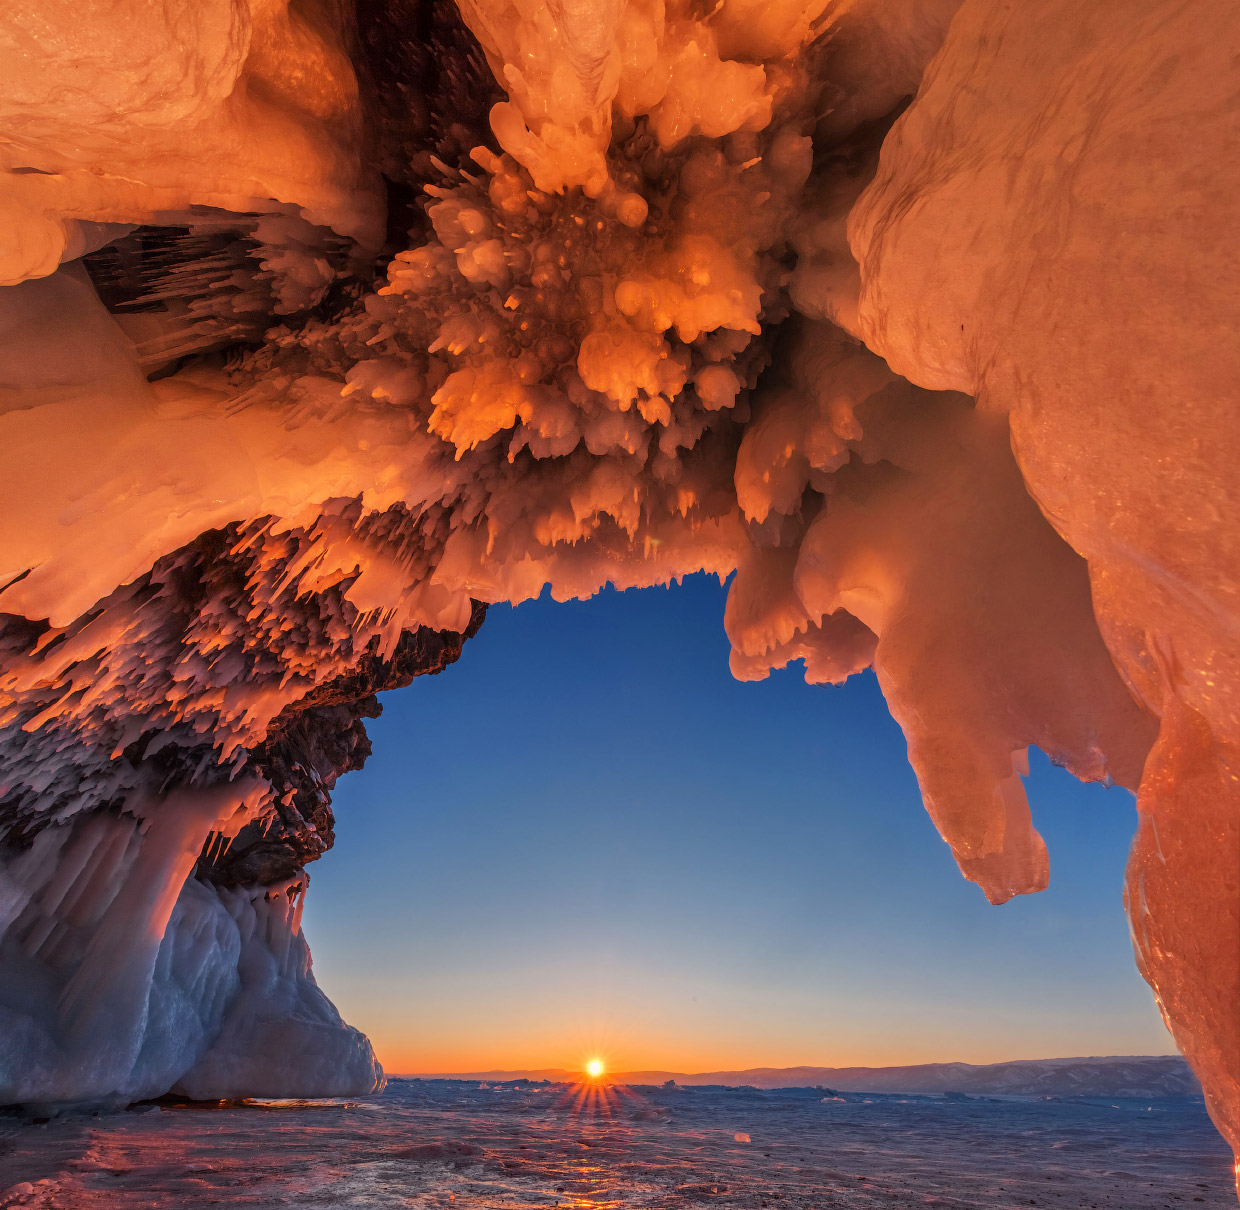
301;577;1168;1082
0;0;1236;1188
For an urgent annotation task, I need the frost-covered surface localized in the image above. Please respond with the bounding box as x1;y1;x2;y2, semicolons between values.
0;1080;1235;1209
0;0;1236;1181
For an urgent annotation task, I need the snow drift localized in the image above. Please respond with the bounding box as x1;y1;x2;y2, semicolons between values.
0;0;1235;1190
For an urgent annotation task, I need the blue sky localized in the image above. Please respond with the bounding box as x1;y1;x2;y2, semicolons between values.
304;574;1172;1074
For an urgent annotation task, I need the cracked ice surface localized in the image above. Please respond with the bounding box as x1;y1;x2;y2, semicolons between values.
0;1081;1235;1209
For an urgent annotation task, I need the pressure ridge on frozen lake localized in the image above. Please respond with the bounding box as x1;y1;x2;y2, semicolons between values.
1;1079;1233;1209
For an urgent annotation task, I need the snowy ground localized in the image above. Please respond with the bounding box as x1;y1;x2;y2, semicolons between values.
0;1079;1232;1209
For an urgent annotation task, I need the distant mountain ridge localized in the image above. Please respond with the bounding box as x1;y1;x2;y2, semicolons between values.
402;1056;1198;1098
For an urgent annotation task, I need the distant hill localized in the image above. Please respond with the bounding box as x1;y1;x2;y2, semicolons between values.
401;1055;1198;1098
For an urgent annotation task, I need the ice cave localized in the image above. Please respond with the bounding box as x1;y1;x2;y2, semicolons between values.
0;0;1236;1193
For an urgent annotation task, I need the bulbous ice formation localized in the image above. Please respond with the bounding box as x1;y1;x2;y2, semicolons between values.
0;0;383;288
0;0;1235;1188
822;0;1240;1164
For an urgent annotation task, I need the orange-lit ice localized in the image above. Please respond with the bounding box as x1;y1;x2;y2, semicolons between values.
0;0;1235;1192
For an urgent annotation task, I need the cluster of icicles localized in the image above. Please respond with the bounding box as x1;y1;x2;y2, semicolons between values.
0;0;1235;1189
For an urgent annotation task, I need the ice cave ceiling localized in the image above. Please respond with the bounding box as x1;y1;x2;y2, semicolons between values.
0;0;1236;1189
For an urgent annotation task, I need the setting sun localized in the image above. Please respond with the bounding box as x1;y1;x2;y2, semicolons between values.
585;1058;605;1079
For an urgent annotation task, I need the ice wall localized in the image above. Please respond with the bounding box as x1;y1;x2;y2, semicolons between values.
171;875;383;1100
0;812;379;1106
821;0;1240;1164
0;0;1235;1183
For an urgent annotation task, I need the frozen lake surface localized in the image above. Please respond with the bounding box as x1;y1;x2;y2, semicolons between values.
0;1079;1233;1208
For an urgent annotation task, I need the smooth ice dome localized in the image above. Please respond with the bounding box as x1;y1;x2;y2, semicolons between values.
0;0;1236;1195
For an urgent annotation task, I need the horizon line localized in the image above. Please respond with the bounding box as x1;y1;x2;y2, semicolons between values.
393;1052;1184;1079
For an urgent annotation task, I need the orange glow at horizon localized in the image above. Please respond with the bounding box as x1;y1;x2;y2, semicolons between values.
364;1020;1177;1079
586;1058;605;1078
365;1026;1179;1078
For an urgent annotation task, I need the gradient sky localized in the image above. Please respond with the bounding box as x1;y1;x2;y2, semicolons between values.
303;574;1173;1075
